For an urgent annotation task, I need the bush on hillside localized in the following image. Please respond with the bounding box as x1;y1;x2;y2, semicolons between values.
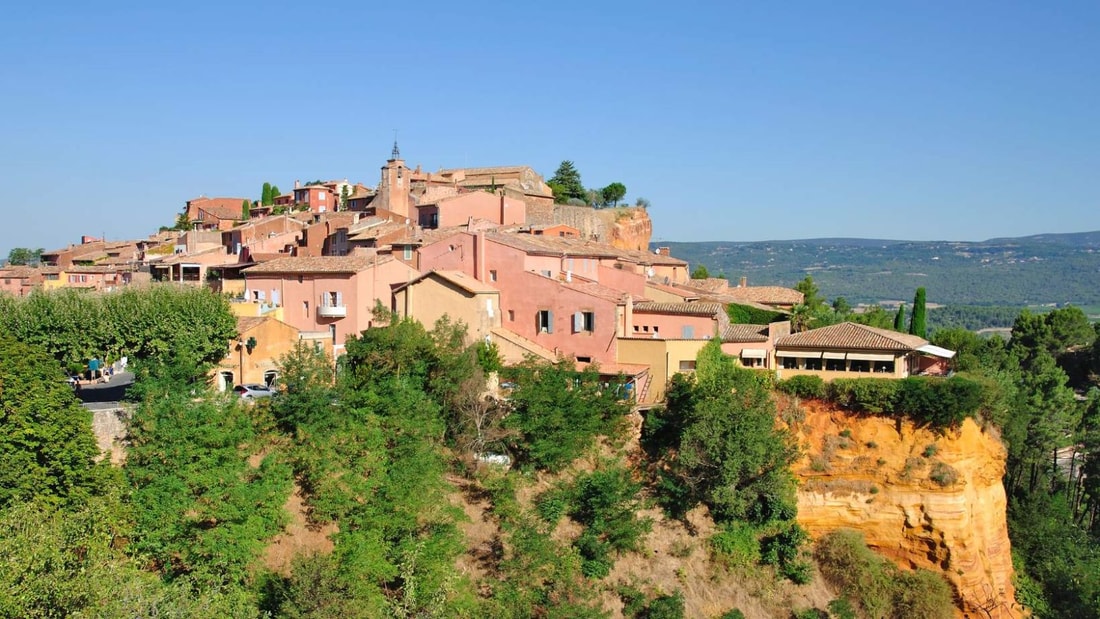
777;375;827;400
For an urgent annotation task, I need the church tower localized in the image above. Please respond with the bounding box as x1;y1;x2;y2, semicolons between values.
378;141;411;220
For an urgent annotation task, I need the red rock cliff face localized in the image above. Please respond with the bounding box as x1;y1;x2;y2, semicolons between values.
792;401;1022;618
599;207;652;251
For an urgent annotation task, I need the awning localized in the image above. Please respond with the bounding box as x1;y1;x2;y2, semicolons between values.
740;348;767;359
846;353;896;362
916;344;957;359
822;351;846;360
776;350;822;359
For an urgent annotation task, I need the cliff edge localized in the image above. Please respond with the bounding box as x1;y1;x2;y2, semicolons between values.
791;400;1022;618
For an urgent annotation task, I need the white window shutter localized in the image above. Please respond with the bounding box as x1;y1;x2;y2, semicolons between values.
336;291;343;306
547;311;554;334
573;312;583;333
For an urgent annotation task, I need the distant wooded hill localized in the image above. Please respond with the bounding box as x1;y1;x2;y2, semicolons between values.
659;231;1100;308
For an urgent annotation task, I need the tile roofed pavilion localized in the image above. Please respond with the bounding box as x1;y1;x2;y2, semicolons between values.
243;255;393;274
776;322;928;351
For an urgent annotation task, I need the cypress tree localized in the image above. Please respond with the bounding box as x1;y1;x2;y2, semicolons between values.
909;288;927;338
241;199;251;220
893;303;906;332
261;182;273;206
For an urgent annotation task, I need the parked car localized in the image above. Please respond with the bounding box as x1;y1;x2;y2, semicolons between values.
234;383;274;399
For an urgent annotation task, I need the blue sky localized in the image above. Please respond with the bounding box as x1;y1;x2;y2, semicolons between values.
2;1;1098;255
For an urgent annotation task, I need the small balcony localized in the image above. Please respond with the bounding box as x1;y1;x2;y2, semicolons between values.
317;304;347;318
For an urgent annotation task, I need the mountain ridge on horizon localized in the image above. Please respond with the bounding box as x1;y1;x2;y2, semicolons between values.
659;229;1100;247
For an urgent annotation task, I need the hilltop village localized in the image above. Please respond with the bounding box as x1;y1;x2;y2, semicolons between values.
1;145;955;399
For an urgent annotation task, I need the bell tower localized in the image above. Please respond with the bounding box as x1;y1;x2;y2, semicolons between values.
378;140;411;220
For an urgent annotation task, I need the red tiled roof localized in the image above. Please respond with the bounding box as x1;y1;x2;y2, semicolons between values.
633;302;723;317
721;324;770;343
244;255;394;274
776;322;928;351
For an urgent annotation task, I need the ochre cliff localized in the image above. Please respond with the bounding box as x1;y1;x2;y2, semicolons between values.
791;400;1022;618
597;206;653;251
539;205;653;250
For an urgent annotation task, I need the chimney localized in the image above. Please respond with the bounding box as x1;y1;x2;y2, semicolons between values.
475;231;486;282
656;246;671;256
294;179;301;189
739;276;748;288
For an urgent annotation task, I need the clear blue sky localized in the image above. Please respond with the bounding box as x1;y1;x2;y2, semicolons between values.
2;1;1098;255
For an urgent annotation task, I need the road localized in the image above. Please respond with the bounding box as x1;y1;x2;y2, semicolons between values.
76;371;135;408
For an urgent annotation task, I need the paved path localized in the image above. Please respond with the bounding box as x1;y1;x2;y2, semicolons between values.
76;371;135;407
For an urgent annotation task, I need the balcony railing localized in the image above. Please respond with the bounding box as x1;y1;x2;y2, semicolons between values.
317;304;347;318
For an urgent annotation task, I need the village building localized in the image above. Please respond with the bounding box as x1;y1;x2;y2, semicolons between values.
242;255;419;357
773;322;955;380
214;316;301;392
393;270;502;342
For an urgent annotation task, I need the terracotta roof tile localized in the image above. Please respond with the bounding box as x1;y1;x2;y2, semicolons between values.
776;322;928;351
633;302;723;317
244;255;394;274
721;324;770;343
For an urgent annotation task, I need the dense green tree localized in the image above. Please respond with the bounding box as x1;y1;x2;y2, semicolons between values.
0;286;236;370
832;296;851;314
241;199;251;220
262;182;273;206
339;184;349;210
503;360;628;471
662;340;799;525
548;160;586;204
794;276;823;310
126;376;292;586
893;303;906;332
909;287;927;338
600;182;627;207
6;247;43;266
0;335;102;509
635;197;650;208
691;264;710;280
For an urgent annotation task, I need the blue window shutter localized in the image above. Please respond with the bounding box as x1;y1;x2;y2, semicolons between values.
682;325;694;339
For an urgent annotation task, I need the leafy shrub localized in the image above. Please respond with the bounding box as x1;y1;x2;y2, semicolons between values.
827;598;857;619
896;376;983;428
761;523;810;583
710;522;761;568
535;485;572;524
569;467;651;555
778;375;827;399
829;379;899;414
718;610;746;619
646;592;685;619
929;462;960;487
923;443;939;458
814;529;955;619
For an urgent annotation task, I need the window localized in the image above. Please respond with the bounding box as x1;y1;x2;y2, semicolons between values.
573;311;595;333
576;356;592;363
681;325;695;339
538;310;553;333
403;246;413;261
874;361;895;374
804;358;823;371
782;357;800;370
678;360;696;371
540;269;552;278
303;301;309;318
489;270;498;282
849;359;870;373
325;291;342;307
508;309;515;322
825;358;845;371
319;192;326;200
741;357;761;368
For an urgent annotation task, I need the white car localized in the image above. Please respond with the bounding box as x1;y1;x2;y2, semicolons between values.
234;383;274;399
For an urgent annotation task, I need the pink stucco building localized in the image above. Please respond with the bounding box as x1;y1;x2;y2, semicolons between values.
242;255;418;355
